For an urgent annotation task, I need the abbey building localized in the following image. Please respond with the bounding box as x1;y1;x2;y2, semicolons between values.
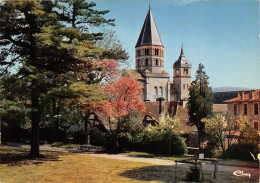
130;7;192;105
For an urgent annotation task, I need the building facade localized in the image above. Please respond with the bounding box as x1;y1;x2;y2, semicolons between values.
224;90;260;132
133;7;191;104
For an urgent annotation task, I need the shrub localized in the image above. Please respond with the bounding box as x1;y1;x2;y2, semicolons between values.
239;125;259;146
186;165;201;182
227;143;257;161
124;129;187;155
71;130;86;144
89;128;106;146
204;136;223;158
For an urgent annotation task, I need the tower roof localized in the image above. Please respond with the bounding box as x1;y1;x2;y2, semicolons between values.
135;7;163;48
173;45;191;68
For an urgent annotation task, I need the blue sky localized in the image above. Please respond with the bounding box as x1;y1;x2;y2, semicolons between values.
95;0;260;89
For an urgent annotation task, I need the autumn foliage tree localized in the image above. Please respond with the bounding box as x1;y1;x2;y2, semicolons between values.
102;76;145;119
100;75;145;150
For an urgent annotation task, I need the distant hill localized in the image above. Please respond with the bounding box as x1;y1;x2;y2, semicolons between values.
212;87;252;93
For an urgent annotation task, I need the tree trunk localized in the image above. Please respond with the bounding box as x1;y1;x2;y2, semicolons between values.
30;86;40;158
0;115;1;145
52;97;59;142
84;113;91;144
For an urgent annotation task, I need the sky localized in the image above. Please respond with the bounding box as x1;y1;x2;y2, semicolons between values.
94;0;260;89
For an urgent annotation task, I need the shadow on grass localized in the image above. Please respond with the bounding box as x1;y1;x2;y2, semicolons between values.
119;165;192;182
0;145;62;166
119;164;260;183
119;165;175;182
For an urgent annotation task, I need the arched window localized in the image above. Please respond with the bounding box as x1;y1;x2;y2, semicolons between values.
145;58;148;66
156;59;159;66
160;86;163;96
138;59;140;66
176;69;179;75
155;86;158;95
155;48;158;55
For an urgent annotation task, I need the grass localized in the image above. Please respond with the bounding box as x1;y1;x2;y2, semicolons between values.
0;145;258;183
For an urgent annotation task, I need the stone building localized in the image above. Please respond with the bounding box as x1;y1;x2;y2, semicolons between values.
224;90;260;132
131;7;191;104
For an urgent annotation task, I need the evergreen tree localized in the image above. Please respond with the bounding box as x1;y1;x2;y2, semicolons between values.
0;0;122;158
187;63;214;151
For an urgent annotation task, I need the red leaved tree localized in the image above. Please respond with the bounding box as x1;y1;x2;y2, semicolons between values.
101;75;145;150
102;75;145;118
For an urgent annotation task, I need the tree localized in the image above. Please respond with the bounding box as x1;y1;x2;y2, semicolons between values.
239;125;259;146
102;75;145;119
152;114;180;154
202;114;227;157
202;114;247;158
187;63;214;152
101;75;145;150
226;115;246;149
0;0;117;158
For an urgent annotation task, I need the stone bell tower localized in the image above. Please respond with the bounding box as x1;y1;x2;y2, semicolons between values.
135;6;170;102
173;45;191;105
135;6;164;73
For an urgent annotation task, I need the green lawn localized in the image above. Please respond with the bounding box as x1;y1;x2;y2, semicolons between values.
0;145;179;183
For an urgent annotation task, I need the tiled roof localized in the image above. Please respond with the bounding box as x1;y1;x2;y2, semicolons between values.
123;70;146;80
135;7;163;47
140;101;197;132
143;72;169;78
224;90;260;103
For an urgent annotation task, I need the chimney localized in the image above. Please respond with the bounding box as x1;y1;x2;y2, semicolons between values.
249;90;254;100
241;92;244;100
156;97;165;116
237;92;240;98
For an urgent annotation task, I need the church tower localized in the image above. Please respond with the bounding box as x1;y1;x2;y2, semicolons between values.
135;7;164;73
173;45;191;105
135;7;170;102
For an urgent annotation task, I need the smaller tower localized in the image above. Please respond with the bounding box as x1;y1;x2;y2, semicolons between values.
173;45;191;104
